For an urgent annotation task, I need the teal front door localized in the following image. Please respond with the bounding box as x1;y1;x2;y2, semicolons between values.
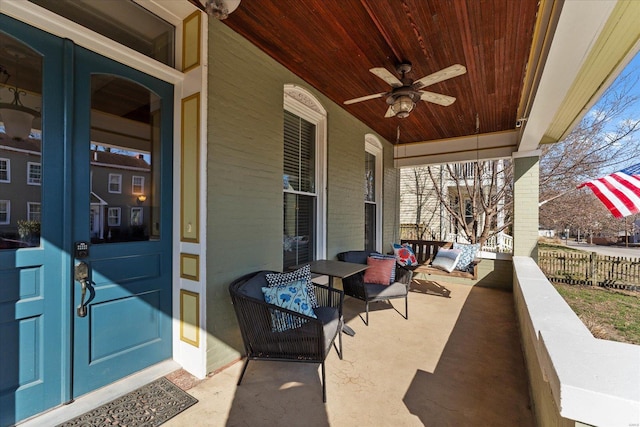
70;46;173;397
0;15;173;425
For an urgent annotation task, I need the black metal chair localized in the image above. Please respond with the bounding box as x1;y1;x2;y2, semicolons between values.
337;251;412;325
229;270;344;402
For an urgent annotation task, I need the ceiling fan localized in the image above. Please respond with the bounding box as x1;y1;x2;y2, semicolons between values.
344;62;466;118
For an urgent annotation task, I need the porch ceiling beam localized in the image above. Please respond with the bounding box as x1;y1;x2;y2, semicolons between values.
518;0;640;152
394;130;518;168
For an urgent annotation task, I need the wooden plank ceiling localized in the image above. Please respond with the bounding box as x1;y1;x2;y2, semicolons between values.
222;0;539;145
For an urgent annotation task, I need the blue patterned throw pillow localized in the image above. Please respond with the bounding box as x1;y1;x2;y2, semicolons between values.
262;279;317;332
452;242;480;272
266;264;318;308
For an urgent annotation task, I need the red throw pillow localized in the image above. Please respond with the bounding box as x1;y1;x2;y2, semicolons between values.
363;256;395;285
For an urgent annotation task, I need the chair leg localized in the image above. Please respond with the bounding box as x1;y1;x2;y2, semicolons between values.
364;301;369;325
237;357;250;386
321;361;327;403
405;295;409;319
333;317;344;359
338;319;343;359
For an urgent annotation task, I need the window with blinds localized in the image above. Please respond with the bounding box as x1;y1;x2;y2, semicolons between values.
365;151;376;252
283;110;316;269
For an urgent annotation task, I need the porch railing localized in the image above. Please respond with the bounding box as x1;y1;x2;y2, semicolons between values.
398;224;513;253
513;256;640;426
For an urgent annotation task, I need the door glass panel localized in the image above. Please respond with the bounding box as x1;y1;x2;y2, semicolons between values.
0;33;43;249
90;74;160;243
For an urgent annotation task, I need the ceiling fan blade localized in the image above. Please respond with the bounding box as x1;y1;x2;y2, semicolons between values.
370;68;403;88
413;64;467;89
420;91;456;106
344;92;386;105
384;106;396;118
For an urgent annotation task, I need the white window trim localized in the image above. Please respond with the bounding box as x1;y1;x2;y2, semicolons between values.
131;206;143;226
108;173;122;194
365;134;383;252
0;158;10;183
0;200;10;225
108;207;121;226
132;175;144;194
27;202;41;222
284;84;327;260
27;162;41;186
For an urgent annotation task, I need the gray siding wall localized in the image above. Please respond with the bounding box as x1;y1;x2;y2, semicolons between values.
205;20;396;372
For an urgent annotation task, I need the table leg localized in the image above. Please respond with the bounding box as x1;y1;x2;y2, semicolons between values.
327;276;356;336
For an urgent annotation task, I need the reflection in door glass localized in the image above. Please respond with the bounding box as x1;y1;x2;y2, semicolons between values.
90;75;160;243
0;33;43;249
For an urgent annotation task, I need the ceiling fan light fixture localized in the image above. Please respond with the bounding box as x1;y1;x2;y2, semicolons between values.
344;62;466;119
391;95;414;119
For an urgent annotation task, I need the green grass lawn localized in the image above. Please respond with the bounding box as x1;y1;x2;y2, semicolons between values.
552;282;640;345
539;240;640;345
538;241;586;253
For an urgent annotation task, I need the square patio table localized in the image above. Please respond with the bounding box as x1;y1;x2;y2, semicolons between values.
292;259;368;336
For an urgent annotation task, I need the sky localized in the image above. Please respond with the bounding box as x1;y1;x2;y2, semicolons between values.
587;49;640;172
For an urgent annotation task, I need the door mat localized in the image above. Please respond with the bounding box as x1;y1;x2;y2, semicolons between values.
57;377;198;427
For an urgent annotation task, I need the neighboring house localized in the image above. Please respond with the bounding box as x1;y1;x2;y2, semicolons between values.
399;161;507;244
538;228;556;238
618;218;640;244
88;149;151;242
0;135;42;246
399;165;442;239
0;138;151;246
0;1;638;426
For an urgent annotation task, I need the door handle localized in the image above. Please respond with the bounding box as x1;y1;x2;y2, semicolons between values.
75;261;91;318
77;279;89;317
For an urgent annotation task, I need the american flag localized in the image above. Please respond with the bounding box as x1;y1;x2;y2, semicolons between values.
578;163;640;218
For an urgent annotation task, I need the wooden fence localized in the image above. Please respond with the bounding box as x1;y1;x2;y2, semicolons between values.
538;251;640;291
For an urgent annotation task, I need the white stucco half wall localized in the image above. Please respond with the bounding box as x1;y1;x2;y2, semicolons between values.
513;256;640;427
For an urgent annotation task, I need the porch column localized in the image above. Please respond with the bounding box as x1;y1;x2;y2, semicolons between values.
512;150;541;260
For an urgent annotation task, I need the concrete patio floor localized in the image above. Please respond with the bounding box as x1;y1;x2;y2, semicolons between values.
165;279;535;426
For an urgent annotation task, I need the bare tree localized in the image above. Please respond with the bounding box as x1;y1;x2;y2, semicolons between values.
539;64;640;235
426;160;512;245
400;160;513;246
541;187;623;242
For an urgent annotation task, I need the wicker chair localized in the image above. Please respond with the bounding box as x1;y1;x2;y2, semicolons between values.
229;270;344;402
337;251;412;325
